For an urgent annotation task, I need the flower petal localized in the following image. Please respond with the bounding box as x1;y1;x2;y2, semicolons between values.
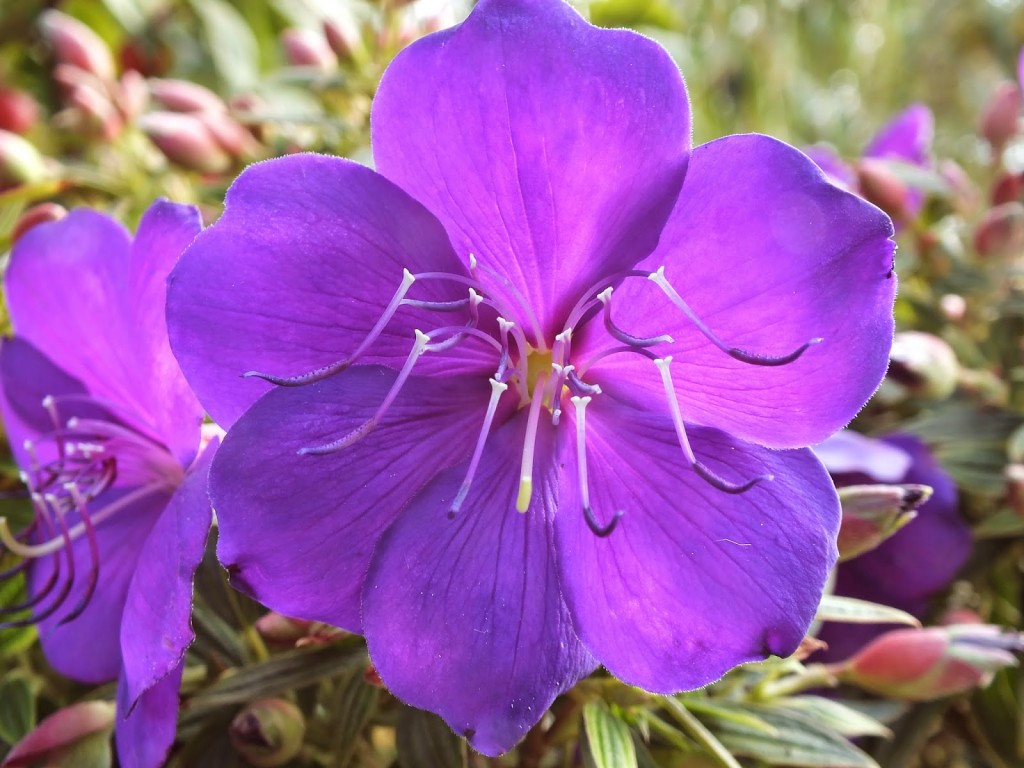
372;0;690;333
812;429;912;483
863;104;933;167
580;134;896;448
167;154;483;428
126;200;204;465
555;390;839;692
212;366;507;631
804;144;856;190
115;662;183;768
362;415;595;756
119;439;216;708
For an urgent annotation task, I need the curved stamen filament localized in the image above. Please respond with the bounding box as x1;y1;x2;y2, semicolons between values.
298;330;430;456
549;363;573;426
65;417;177;477
571;396;621;537
566;369;602;398
449;378;509;518
56;483;100;625
498;318;529;400
468;254;547;353
515;373;548;513
648;267;821;366
598;288;674;348
653;357;772;493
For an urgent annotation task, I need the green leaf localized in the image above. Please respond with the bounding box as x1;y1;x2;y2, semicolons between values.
680;699;778;737
322;667;379;768
0;673;35;746
0;569;37;657
189;0;261;93
766;697;891;739
51;730;113;768
815;595;921;627
582;701;637;768
395;708;466;768
661;698;743;768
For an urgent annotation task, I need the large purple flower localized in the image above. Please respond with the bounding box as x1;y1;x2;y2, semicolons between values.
0;201;214;768
166;0;896;754
813;431;973;662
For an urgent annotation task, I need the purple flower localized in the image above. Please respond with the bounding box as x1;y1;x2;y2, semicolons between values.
166;0;896;754
0;201;214;768
813;431;972;661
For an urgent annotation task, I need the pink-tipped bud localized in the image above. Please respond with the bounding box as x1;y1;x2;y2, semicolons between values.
836;483;930;561
149;78;227;114
255;611;314;646
839;625;1023;701
855;157;911;225
0;87;40;135
39;10;116;82
974;201;1024;258
886;331;960;401
229;699;305;768
938;159;979;215
65;75;123;139
1;701;115;768
939;293;967;323
990;171;1022;206
323;18;362;63
116;69;149;123
282;28;337;71
196;110;261;160
139;111;232;173
0;130;47;189
980;81;1022;154
11;203;67;245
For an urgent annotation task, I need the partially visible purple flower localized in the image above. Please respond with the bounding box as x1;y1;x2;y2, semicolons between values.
0;201;214;768
166;0;896;754
813;431;972;662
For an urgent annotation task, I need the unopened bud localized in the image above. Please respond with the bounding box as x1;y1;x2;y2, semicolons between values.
282;28;337;71
938;160;979;214
1;700;115;768
115;69;149;123
254;611;313;645
11;203;67;245
139;111;232;173
196;110;261;160
839;625;1023;701
229;699;305;767
939;294;967;323
323;18;363;63
886;331;959;401
0;130;47;188
837;483;931;561
39;10;116;82
990;171;1021;206
856;157;911;224
65;75;123;139
974;201;1024;258
149;78;227;114
980;81;1022;154
0;87;40;134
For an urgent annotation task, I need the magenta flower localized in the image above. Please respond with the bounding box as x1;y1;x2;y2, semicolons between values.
0;201;214;768
813;431;972;661
166;0;896;753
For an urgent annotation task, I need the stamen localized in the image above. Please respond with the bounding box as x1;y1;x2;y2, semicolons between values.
571;396;621;537
515;373;548;513
653;357;772;493
298;330;431;455
448;378;509;518
53;483;100;625
566;370;602;397
598;288;673;348
246;268;417;386
42;396;65;462
648;267;822;366
498;318;529;400
549;363;573;425
468;257;547;353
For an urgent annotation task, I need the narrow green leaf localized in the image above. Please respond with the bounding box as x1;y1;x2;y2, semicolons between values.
395;708;466;768
582;701;637;768
0;673;35;746
323;668;379;768
766;697;891;739
662;697;743;768
815;595;920;627
680;699;778;736
189;0;260;93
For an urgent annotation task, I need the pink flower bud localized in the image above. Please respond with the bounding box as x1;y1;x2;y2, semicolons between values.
839;625;1022;701
887;331;960;400
0;86;40;135
1;700;115;768
939;293;967;323
139;111;232;173
980;81;1022;154
974;201;1024;258
229;699;305;767
196;110;262;160
323;18;362;63
115;69;149;123
149;78;227;114
39;10;116;82
836;483;930;561
65;75;123;139
11;202;67;245
0;129;47;189
282;28;337;71
990;171;1022;206
255;611;314;645
855;157;911;225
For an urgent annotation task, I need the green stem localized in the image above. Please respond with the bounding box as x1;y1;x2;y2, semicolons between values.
661;697;743;768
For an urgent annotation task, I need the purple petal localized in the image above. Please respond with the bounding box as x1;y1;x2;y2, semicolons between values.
362;414;595;756
812;429;911;483
212;367;507;631
31;488;173;683
803;144;856;190
372;0;690;333
126;200;204;466
119;439;216;708
115;662;183;768
863;104;934;167
579;134;896;449
555;389;839;692
166;155;486;429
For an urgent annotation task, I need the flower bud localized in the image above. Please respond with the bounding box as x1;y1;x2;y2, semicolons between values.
149;78;227;114
1;700;115;768
196;110;262;160
990;171;1021;206
229;699;305;767
939;293;966;323
838;625;1023;701
116;69;149;123
855;157;911;225
0;130;47;189
836;483;931;561
11;202;68;245
39;10;116;82
938;159;979;215
974;201;1024;258
323;18;363;64
0;86;40;135
281;28;337;71
254;611;313;645
886;331;959;401
979;81;1022;154
139;111;232;173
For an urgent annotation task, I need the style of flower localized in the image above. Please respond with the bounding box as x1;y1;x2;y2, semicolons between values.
166;0;896;754
0;201;214;768
812;431;972;661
